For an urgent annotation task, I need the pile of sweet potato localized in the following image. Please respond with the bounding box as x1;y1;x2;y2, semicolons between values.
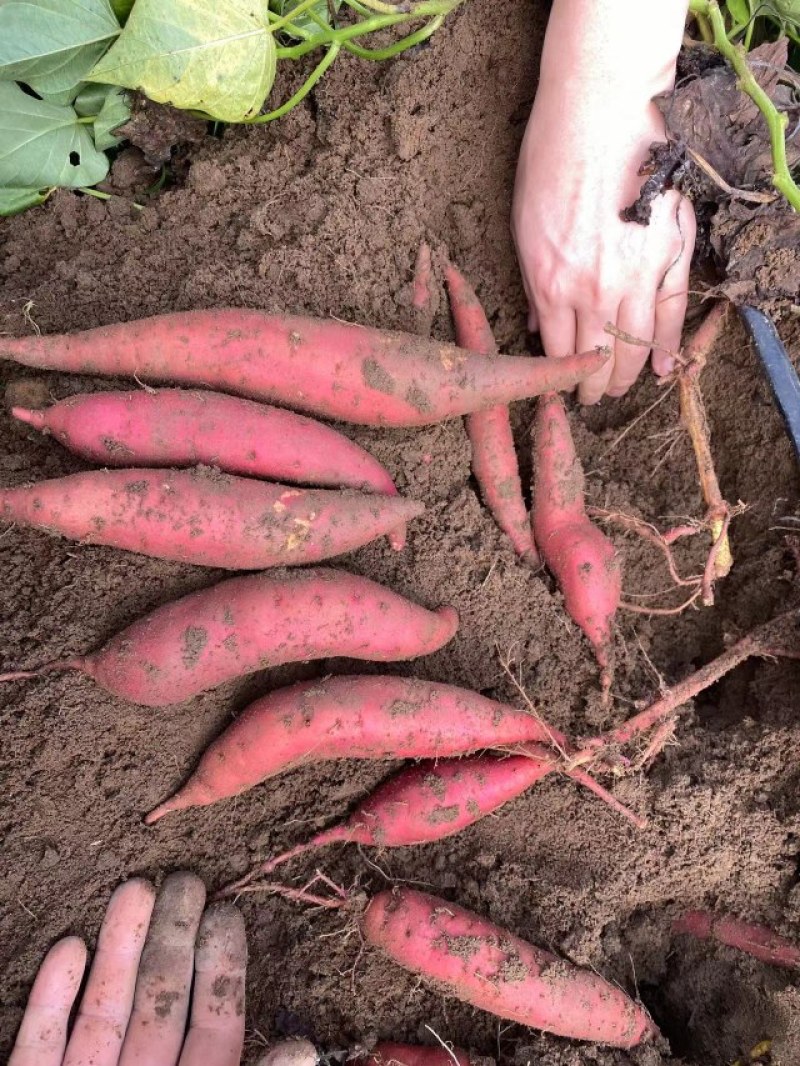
5;257;789;1058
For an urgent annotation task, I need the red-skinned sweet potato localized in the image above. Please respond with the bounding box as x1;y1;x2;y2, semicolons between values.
362;889;656;1047
0;310;610;427
0;569;459;707
444;263;537;565
144;679;563;823
0;467;420;568
532;391;621;698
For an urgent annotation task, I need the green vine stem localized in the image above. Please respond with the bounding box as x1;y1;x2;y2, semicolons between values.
246;42;342;122
342;13;443;58
689;0;800;211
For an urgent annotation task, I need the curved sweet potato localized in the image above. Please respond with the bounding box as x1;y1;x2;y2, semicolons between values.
144;680;560;822
0;310;610;427
0;569;459;706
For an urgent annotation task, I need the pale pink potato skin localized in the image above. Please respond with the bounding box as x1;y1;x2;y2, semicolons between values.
80;569;460;706
13;389;399;495
0;310;609;427
150;678;556;816
0;467;422;569
362;889;657;1049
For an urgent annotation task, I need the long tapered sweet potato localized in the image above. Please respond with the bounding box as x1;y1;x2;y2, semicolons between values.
0;569;459;707
215;750;558;896
0;467;421;569
532;391;621;698
444;263;537;565
11;388;399;495
0;311;610;427
144;679;563;822
674;910;800;969
362;889;657;1048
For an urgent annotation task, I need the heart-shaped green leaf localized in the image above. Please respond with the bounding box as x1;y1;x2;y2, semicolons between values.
0;0;121;95
93;85;130;148
0;185;50;215
0;81;109;187
88;0;277;122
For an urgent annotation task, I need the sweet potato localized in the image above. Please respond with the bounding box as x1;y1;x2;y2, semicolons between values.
0;466;421;568
362;889;656;1047
674;910;800;969
144;679;562;823
532;391;621;698
0;310;610;427
214;750;556;894
365;1043;473;1066
0;568;459;707
11;388;399;500
444;263;537;565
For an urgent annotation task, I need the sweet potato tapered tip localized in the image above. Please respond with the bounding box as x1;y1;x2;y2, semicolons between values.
10;406;46;428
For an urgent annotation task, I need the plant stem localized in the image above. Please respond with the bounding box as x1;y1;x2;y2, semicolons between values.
342;14;442;58
689;0;800;211
275;0;453;58
247;42;342;123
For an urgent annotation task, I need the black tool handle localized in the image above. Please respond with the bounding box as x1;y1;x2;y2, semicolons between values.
740;304;800;461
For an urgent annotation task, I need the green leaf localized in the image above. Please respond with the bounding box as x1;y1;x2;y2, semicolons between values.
73;81;112;114
87;0;278;122
0;0;121;95
93;85;129;148
272;0;338;41
0;185;50;215
37;83;84;105
0;82;109;187
110;0;134;21
726;0;751;25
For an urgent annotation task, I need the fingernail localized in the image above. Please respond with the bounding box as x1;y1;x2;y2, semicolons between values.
655;356;675;376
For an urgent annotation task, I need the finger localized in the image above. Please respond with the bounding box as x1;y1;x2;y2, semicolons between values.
575;311;617;404
653;197;696;375
64;879;157;1066
537;306;577;359
606;298;656;398
178;903;247;1066
9;937;88;1066
119;872;207;1066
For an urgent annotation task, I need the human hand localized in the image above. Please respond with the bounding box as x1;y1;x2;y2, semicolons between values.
512;0;696;404
10;872;247;1066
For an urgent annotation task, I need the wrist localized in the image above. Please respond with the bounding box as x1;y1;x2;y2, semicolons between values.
539;0;687;107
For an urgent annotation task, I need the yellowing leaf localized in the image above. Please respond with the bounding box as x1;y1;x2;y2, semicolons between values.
87;0;277;122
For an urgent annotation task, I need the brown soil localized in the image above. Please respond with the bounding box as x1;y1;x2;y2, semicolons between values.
1;2;800;1064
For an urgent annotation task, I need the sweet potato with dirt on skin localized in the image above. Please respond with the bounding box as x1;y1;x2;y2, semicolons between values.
0;568;459;707
12;387;409;551
0;309;610;427
145;679;565;823
364;1043;475;1066
444;262;537;565
532;390;621;698
12;386;407;529
362;889;657;1048
0;466;421;569
215;750;557;893
674;910;800;969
